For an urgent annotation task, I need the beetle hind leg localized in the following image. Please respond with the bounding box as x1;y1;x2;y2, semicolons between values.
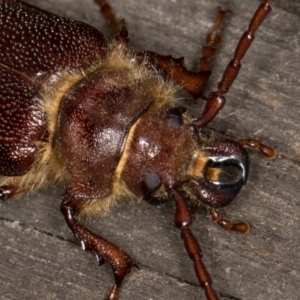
60;198;133;300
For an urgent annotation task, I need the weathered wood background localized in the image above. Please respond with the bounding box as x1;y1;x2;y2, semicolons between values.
1;1;299;299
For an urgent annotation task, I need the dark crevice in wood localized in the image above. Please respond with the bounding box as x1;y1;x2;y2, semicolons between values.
219;293;242;300
0;216;78;245
135;261;201;287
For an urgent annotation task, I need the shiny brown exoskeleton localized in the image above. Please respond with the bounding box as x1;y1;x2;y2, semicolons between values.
0;0;275;299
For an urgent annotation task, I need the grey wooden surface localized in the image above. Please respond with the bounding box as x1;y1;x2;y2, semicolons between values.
1;1;299;299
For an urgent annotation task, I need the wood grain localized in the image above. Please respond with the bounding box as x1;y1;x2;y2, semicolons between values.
276;0;300;16
0;1;299;299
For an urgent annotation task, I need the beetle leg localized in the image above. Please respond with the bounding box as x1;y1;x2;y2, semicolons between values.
94;0;129;45
172;189;219;300
194;0;273;129
60;198;133;300
208;208;250;233
0;185;22;200
114;19;129;46
136;51;210;97
94;0;118;32
198;8;230;72
135;8;229;97
238;138;276;159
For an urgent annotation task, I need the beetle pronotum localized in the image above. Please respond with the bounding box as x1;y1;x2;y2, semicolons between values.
0;0;275;299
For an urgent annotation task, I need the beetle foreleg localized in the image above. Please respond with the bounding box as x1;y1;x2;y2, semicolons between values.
60;198;133;300
172;189;219;300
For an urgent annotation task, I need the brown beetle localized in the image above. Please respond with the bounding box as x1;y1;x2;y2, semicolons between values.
0;0;276;299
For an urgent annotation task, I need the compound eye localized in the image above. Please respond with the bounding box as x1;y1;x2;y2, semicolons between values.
143;172;161;193
143;172;167;205
166;107;187;128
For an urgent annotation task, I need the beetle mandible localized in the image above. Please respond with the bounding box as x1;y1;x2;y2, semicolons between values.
0;0;275;299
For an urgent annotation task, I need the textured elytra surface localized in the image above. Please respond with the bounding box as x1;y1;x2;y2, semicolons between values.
0;1;300;300
0;0;107;76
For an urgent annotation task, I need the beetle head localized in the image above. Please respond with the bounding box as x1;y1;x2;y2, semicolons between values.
125;106;249;209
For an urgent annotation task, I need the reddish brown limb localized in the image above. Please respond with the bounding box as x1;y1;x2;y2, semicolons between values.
0;185;24;200
238;138;276;159
199;8;231;72
135;8;230;98
60;198;133;300
194;0;273;129
208;208;250;233
94;0;129;45
114;19;129;46
172;189;219;300
94;0;118;31
136;51;210;97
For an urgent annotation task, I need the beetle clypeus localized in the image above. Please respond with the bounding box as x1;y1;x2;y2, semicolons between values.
0;0;275;299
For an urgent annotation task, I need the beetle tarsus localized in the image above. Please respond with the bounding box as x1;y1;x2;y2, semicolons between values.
199;7;231;72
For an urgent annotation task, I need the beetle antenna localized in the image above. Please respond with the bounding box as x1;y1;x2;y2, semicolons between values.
194;0;273;129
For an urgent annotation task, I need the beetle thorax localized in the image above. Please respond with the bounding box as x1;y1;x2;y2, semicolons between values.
52;47;193;203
